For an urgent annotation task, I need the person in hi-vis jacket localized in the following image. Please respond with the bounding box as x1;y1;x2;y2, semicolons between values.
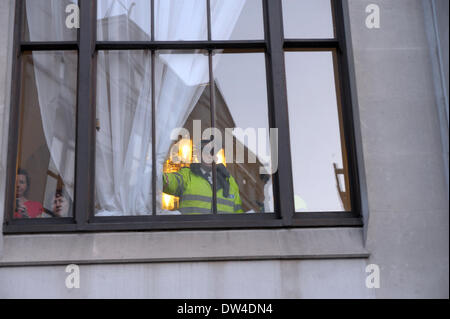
163;139;244;214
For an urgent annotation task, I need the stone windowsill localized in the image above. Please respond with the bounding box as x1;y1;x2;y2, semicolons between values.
0;227;369;267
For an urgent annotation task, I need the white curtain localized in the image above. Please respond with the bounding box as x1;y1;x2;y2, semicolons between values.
153;0;246;215
25;0;246;216
95;50;154;215
25;0;78;200
25;0;78;42
97;0;151;41
153;53;209;215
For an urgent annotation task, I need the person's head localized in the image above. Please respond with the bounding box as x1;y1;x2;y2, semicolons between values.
52;188;72;217
16;168;30;198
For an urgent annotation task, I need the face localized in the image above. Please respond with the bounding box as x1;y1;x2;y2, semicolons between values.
52;194;70;216
16;174;28;198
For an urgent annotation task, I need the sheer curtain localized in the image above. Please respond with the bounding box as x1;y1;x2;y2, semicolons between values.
25;0;77;200
96;0;245;216
25;0;246;216
154;0;246;215
96;50;153;215
97;0;151;41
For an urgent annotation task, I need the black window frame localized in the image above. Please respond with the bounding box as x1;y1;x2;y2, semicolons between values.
3;0;363;234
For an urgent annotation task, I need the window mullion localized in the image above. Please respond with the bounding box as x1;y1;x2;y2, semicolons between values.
208;50;218;215
74;0;97;227
151;0;155;42
331;0;362;216
151;1;157;215
151;50;156;216
263;0;294;225
3;0;24;225
206;0;218;214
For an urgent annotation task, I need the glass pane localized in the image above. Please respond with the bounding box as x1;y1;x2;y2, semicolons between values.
285;51;351;212
213;51;274;213
14;51;77;219
282;0;334;39
211;0;264;40
95;50;152;216
155;0;207;41
97;0;151;41
155;50;212;215
23;0;79;42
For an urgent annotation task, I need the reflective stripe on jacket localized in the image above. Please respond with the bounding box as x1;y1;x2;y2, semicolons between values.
163;167;244;214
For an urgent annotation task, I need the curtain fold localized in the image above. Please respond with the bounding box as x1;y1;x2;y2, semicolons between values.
97;0;151;41
96;50;153;215
26;0;77;200
96;0;245;216
25;0;246;216
154;54;208;214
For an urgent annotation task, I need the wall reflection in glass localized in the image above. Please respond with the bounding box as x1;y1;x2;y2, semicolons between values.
285;51;351;212
97;0;151;41
23;0;79;42
282;0;335;39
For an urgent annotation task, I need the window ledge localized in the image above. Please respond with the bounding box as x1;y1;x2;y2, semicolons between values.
0;227;369;267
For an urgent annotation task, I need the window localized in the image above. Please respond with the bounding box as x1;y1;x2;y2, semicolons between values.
3;0;362;233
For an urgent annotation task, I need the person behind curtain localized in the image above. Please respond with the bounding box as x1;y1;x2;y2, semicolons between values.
14;168;44;218
51;188;72;217
163;139;244;214
39;188;73;218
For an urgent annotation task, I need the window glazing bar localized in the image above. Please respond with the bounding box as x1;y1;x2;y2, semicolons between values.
75;0;97;225
332;0;362;217
20;42;79;51
263;0;294;225
283;39;340;49
3;0;24;225
208;50;218;215
95;41;266;50
151;0;156;215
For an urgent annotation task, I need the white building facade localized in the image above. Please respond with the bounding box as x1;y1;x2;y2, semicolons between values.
0;0;448;299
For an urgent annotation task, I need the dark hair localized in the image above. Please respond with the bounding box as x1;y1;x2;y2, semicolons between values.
17;168;30;196
54;188;73;217
55;188;70;200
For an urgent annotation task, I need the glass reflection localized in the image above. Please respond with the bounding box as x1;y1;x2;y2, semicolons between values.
14;51;77;218
95;50;152;216
155;0;207;41
213;52;274;213
282;0;335;39
285;51;351;212
97;0;151;41
154;51;273;215
155;51;212;214
23;0;79;42
211;0;264;40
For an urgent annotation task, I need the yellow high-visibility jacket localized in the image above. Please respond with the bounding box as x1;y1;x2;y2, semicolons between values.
163;165;244;214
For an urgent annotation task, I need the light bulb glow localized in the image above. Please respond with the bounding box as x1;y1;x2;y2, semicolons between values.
216;149;226;166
